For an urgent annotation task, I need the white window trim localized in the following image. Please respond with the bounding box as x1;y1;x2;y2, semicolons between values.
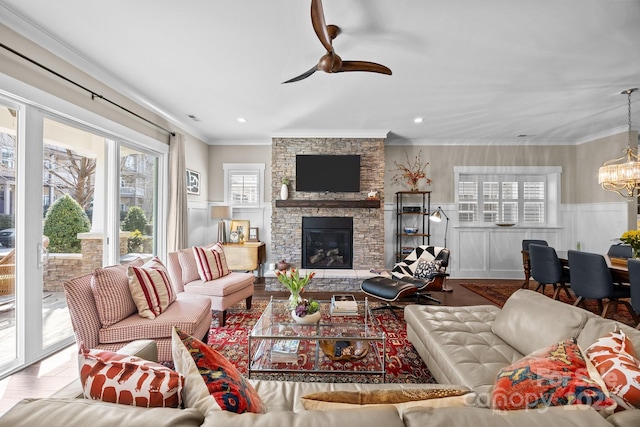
454;166;562;226
222;163;265;208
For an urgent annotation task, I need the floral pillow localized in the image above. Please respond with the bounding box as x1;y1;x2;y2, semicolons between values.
413;259;442;279
586;329;640;409
492;339;616;411
171;327;265;415
78;344;184;408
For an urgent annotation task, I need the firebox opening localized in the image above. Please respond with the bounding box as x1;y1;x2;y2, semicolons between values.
302;217;353;269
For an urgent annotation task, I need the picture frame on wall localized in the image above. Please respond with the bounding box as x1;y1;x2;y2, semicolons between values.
248;227;259;242
186;169;200;195
230;220;250;243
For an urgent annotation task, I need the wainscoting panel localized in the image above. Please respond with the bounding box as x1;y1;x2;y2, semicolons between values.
456;229;487;273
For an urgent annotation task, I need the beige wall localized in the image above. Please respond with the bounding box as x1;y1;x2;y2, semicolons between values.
207;145;272;202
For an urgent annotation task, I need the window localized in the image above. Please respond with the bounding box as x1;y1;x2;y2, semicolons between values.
223;163;265;207
455;167;561;226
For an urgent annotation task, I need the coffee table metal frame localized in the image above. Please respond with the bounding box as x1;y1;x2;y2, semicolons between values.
247;296;386;381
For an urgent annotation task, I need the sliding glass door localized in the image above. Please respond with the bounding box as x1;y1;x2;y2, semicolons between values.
0;95;166;379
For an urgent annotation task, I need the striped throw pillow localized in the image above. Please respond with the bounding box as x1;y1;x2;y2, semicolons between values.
79;343;184;408
128;257;176;319
192;243;230;282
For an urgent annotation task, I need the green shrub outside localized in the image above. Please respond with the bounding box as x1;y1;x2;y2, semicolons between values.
122;206;148;234
0;214;14;231
43;194;91;253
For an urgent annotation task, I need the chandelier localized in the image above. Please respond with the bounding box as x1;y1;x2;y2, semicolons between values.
598;88;639;199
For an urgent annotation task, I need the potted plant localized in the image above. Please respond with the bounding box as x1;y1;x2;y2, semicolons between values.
291;298;321;324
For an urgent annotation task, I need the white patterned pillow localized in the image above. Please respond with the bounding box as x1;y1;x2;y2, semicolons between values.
79;343;184;408
192;243;230;282
91;259;144;327
128;257;176;319
413;259;442;279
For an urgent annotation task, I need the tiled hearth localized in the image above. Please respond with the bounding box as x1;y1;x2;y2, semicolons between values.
264;268;378;292
269;137;386;292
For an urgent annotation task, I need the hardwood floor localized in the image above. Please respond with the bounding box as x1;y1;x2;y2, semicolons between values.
0;278;515;416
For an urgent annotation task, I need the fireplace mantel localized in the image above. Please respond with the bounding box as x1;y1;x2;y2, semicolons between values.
275;199;381;208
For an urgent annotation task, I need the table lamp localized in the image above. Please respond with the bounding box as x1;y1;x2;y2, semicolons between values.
210;205;233;243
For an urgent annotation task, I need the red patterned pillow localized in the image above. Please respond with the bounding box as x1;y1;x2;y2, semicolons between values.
492;339;616;411
171;327;265;415
192;243;230;282
127;257;176;319
78;344;184;407
586;329;640;408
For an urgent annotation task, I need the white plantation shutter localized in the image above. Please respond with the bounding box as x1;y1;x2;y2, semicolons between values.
457;174;547;225
458;181;478;222
223;163;265;208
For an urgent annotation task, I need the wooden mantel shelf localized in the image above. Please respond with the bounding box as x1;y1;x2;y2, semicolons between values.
275;199;381;208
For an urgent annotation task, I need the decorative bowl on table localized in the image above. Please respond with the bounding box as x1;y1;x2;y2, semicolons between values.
319;338;369;361
404;227;419;234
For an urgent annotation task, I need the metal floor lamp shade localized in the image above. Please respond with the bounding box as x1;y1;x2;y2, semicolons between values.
210;205;232;243
429;207;449;248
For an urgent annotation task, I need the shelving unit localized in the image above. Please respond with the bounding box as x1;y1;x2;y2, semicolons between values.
395;191;431;262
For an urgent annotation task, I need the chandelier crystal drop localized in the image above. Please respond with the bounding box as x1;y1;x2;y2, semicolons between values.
598;88;639;199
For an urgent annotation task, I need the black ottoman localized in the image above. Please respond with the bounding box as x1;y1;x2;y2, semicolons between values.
360;276;419;316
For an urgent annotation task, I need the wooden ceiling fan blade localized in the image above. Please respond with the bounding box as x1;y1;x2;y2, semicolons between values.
338;61;392;75
311;0;333;52
282;65;318;84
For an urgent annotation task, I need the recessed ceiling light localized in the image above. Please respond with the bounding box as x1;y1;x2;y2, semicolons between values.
236;117;247;123
413;117;424;124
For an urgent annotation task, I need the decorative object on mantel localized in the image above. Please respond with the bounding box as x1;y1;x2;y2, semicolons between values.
277;260;290;271
620;229;640;258
275;267;316;310
390;150;432;191
291;299;321;324
367;190;379;200
280;177;290;200
598;88;640;199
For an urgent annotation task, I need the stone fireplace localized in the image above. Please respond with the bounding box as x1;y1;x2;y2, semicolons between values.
269;137;385;291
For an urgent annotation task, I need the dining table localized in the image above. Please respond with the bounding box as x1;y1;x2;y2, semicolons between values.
555;251;629;283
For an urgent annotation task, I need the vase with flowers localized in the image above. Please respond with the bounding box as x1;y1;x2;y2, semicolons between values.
389;150;432;191
620;229;640;258
274;267;316;310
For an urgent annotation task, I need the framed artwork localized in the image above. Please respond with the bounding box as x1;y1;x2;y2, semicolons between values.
186;169;200;195
248;227;259;242
230;219;250;243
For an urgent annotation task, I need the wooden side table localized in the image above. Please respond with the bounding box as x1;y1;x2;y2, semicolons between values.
224;242;266;276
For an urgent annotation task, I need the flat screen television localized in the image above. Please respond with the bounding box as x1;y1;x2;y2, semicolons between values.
295;154;361;192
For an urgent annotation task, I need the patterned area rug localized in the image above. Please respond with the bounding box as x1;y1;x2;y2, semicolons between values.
207;300;434;384
460;283;637;327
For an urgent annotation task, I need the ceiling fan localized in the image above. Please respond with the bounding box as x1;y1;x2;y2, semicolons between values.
283;0;392;83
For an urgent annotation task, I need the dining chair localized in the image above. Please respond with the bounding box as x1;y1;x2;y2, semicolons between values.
521;239;548;289
607;243;632;259
528;243;572;300
625;258;640;328
568;250;638;323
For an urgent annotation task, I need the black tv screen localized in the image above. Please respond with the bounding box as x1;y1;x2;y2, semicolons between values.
296;155;361;192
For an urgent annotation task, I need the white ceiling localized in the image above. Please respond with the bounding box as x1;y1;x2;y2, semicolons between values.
1;0;639;145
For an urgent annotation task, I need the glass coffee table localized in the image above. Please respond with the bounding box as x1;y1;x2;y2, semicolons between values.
248;297;386;381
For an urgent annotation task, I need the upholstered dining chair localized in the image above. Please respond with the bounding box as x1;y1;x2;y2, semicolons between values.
625;258;640;328
568;250;638;323
528;243;571;300
521;239;548;289
607;243;633;259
